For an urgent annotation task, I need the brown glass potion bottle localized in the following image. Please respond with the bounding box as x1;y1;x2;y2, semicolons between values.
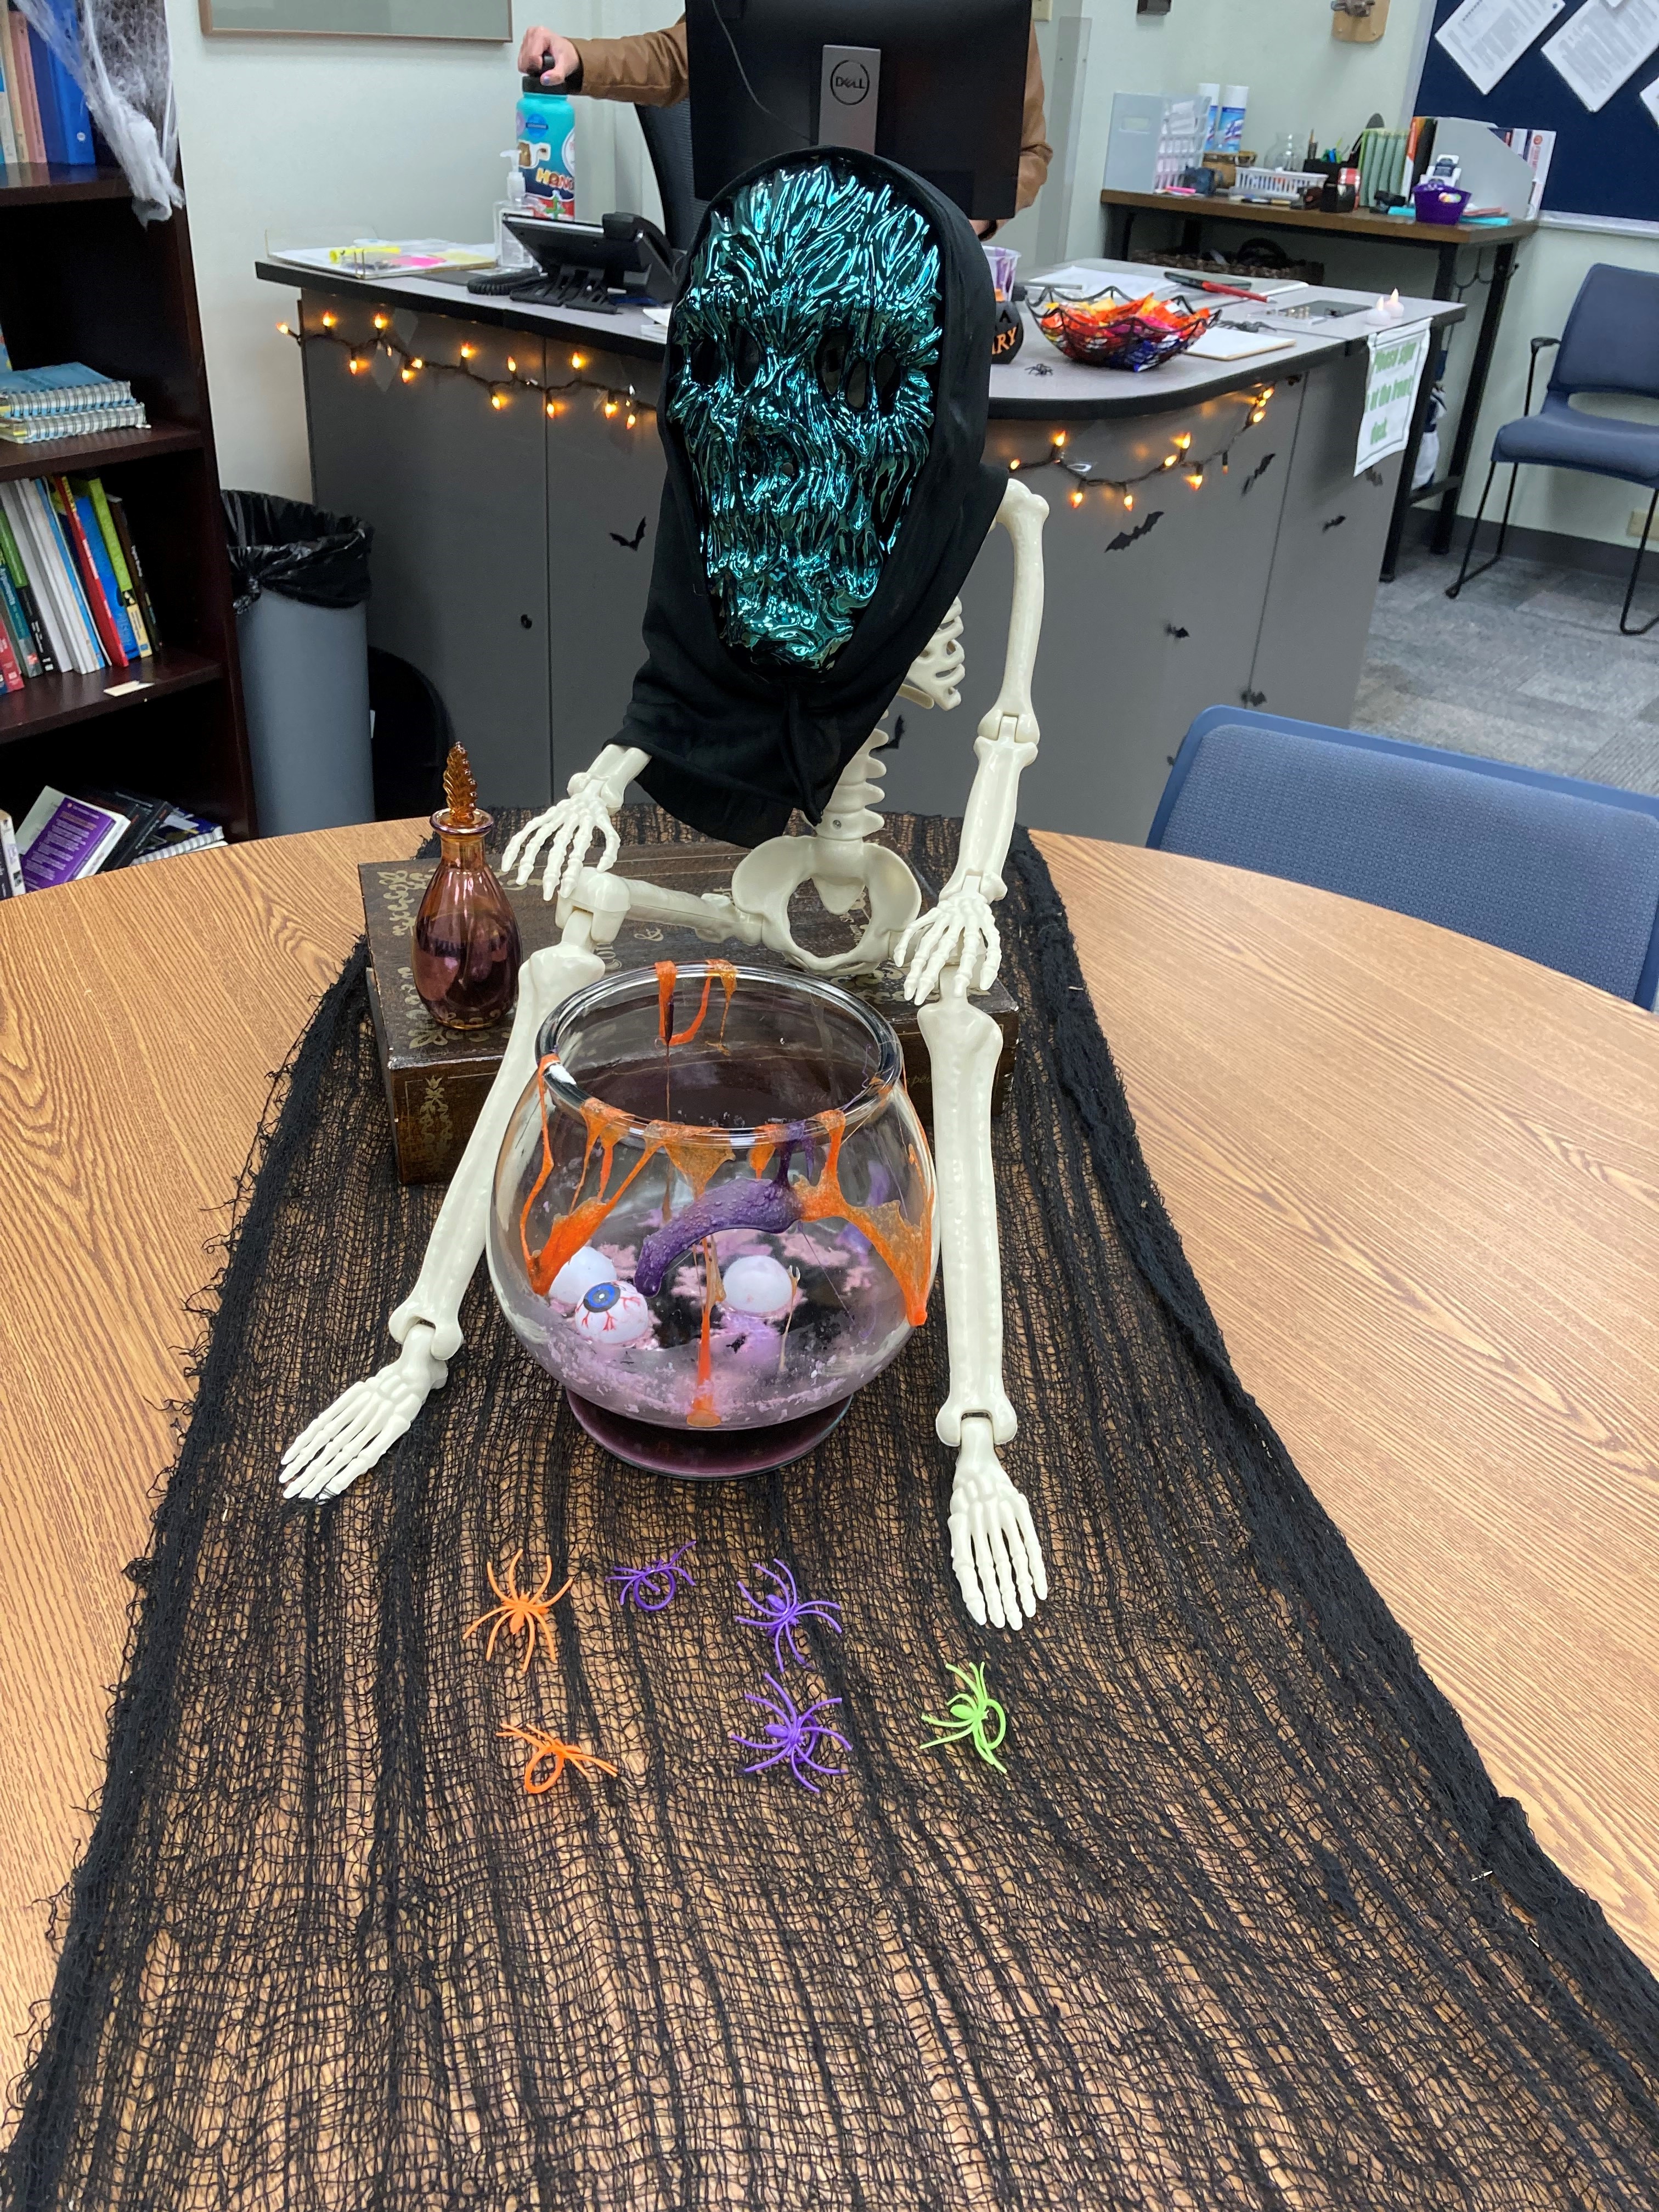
412;744;523;1030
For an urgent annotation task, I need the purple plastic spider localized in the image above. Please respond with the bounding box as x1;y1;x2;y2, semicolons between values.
734;1559;843;1669
731;1674;850;1793
606;1539;696;1612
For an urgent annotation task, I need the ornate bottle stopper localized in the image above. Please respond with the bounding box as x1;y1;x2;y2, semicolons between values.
411;744;523;1031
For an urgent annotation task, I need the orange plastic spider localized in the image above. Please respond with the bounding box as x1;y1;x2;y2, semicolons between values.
463;1551;572;1674
499;1725;619;1794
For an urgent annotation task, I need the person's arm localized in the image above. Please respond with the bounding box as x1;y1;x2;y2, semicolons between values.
1015;25;1052;213
517;16;689;107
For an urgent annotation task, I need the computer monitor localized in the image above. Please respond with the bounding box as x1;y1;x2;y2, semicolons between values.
685;0;1030;224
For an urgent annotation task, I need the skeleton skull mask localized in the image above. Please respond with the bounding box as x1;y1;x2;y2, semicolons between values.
667;160;943;673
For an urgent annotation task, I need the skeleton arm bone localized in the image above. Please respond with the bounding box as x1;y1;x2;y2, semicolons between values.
896;481;1047;1002
503;744;652;902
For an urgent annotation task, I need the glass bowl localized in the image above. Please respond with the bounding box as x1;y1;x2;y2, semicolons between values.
486;962;937;1476
1034;287;1216;370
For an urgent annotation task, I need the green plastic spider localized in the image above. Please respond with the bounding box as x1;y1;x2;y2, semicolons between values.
919;1661;1008;1774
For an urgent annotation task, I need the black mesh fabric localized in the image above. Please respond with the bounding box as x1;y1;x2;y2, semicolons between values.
7;812;1658;2210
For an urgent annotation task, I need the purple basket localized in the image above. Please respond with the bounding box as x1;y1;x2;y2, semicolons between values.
1413;182;1470;227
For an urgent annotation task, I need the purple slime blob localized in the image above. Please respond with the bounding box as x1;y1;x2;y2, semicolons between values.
635;1174;800;1296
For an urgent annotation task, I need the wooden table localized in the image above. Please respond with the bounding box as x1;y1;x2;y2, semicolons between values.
2;822;1655;2073
1099;189;1539;577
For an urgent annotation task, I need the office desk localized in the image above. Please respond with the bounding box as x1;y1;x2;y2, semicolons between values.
259;257;1459;842
1101;190;1539;577
2;823;1654;2068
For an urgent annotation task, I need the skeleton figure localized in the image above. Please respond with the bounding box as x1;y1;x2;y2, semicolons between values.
282;159;1051;1634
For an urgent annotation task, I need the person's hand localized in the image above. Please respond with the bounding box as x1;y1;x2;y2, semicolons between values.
973;219;994;238
516;26;579;82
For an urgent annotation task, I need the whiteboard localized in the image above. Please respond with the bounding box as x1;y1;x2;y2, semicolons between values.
200;0;509;38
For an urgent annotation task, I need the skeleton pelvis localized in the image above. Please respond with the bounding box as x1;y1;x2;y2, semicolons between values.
731;834;922;975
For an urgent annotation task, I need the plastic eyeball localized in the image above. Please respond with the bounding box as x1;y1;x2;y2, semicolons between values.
573;1279;652;1346
721;1253;794;1318
551;1244;619;1305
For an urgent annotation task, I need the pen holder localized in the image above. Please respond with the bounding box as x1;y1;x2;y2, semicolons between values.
1413;183;1470;226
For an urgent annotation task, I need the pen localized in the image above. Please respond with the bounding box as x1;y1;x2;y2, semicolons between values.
1164;272;1270;302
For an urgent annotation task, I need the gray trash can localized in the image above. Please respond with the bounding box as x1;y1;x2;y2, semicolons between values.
224;492;375;836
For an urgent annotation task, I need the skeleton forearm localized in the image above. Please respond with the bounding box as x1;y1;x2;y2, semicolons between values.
941;479;1046;908
570;745;651;810
945;729;1037;905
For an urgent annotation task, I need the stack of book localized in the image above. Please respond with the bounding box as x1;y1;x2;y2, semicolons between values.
0;361;148;444
0;471;159;689
0;784;224;898
0;1;93;168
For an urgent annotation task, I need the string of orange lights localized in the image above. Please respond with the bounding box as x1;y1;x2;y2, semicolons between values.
275;312;655;428
274;313;1276;503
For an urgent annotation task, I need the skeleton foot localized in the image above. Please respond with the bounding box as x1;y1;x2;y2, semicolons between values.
280;1323;448;1503
948;1416;1047;1631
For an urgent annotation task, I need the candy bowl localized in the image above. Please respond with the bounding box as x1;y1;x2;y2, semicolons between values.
1034;287;1216;371
486;962;937;1477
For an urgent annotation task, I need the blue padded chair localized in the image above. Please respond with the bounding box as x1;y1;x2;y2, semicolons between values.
1148;708;1659;1008
1447;263;1659;634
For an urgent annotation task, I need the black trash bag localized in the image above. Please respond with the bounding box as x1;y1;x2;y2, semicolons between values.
222;490;373;612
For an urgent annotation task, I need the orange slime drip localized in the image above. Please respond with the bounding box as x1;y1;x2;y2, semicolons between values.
686;1241;720;1427
795;1110;934;1326
657;958;740;1048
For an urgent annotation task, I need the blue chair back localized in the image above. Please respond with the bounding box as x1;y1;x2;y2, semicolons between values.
1148;708;1659;1007
1550;263;1659;404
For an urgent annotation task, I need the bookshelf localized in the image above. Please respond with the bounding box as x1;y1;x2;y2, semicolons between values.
0;166;253;838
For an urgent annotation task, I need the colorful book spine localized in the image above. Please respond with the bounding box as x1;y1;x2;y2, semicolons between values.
70;487;137;659
0;501;54;671
0;9;34;165
0;30;19;167
18;476;99;670
86;475;148;654
49;475;123;665
0;560;40;675
0;604;22;690
106;492;159;650
8;8;45;168
0;809;22;897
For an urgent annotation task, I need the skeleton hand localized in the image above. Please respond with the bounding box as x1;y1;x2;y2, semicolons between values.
501;782;622;904
949;1417;1047;1631
894;887;1001;1005
279;1323;448;1504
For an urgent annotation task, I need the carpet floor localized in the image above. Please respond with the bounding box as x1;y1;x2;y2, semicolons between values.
1356;540;1659;795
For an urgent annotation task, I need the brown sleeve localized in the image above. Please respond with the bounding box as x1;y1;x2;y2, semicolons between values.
567;13;689;107
1015;22;1052;213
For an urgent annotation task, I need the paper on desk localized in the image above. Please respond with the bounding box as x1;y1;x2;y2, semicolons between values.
1188;325;1297;360
1030;263;1133;294
1641;70;1659;119
1356;322;1431;478
1544;0;1659;108
1435;0;1565;94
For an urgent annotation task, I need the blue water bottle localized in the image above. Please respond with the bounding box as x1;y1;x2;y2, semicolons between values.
517;68;577;221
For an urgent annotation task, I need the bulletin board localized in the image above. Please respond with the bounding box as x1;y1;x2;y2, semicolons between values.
1414;0;1659;225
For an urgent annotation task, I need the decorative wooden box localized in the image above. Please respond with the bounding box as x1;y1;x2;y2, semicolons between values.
361;841;1019;1184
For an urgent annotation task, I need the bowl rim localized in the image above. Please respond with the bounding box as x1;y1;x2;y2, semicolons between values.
533;961;905;1147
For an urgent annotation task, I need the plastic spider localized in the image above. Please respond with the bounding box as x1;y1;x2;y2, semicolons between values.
463;1551;572;1673
731;1674;850;1794
498;1725;619;1795
919;1661;1008;1773
733;1558;843;1669
606;1539;696;1612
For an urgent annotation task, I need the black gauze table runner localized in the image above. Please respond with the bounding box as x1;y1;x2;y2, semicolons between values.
8;815;1658;2210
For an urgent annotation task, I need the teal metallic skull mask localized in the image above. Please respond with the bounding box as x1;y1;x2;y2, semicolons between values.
666;161;943;671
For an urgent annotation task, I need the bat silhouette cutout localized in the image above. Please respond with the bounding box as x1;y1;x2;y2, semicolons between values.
610;516;647;550
1165;623;1189;639
1106;509;1163;553
1322;514;1347;532
1241;453;1277;495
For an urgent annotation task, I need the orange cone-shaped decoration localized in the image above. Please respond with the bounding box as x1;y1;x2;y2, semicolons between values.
412;744;523;1030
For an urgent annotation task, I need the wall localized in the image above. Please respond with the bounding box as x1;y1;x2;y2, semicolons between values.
1042;0;1656;552
167;0;665;499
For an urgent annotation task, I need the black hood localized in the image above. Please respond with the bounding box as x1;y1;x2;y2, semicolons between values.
620;146;1005;848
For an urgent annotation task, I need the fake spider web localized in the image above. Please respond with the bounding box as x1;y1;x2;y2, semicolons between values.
6;811;1658;2209
14;0;179;221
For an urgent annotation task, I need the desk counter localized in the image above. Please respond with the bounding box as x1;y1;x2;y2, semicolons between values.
259;257;1459;841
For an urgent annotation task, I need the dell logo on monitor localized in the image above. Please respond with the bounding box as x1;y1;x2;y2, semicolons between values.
830;59;871;104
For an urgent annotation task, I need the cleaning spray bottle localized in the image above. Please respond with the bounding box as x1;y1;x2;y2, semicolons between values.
516;66;577;221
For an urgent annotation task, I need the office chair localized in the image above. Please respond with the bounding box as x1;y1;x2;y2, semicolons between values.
1447;263;1659;635
633;100;708;251
1149;707;1659;1008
